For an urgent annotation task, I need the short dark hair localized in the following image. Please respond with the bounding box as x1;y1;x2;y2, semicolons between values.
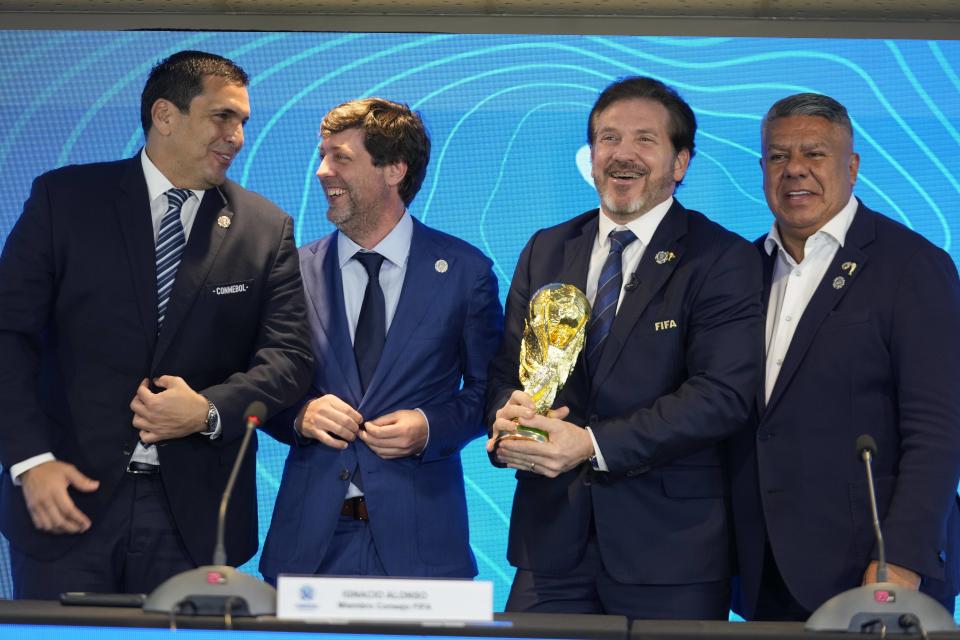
761;93;854;142
321;98;431;207
140;50;249;134
588;76;697;160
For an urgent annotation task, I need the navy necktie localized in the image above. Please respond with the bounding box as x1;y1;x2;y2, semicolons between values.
156;188;192;332
586;228;637;374
353;252;387;393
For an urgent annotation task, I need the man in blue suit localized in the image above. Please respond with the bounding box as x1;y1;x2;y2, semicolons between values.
0;50;314;598
260;98;503;580
729;93;960;619
486;77;763;619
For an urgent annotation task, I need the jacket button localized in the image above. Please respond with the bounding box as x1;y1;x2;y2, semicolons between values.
939;550;947;564
339;469;350;481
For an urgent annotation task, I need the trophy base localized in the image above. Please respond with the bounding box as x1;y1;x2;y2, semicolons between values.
497;427;549;443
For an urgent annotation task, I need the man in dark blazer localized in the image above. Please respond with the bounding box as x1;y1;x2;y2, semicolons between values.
729;93;960;620
259;98;502;580
486;76;763;619
0;50;313;598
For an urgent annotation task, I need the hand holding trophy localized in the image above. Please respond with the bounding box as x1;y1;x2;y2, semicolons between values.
500;283;591;443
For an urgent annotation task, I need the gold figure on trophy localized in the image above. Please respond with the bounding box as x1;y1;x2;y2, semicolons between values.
502;283;591;443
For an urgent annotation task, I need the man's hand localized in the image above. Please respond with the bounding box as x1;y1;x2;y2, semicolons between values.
297;394;362;450
486;392;586;478
130;376;208;444
863;560;921;589
20;461;99;534
360;410;428;459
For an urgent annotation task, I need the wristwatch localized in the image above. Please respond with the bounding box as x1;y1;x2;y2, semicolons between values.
200;398;218;436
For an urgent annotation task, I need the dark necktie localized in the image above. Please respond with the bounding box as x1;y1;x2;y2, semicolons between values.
353;252;387;393
155;188;192;332
585;228;638;374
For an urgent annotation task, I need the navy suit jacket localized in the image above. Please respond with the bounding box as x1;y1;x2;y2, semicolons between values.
486;201;763;584
0;156;314;566
259;217;503;579
729;201;960;616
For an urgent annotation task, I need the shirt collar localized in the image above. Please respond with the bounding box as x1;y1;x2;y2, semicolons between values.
764;194;859;257
140;148;205;205
337;210;413;269
597;195;674;248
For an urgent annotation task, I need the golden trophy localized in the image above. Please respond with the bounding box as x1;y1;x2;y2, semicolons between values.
501;283;591;443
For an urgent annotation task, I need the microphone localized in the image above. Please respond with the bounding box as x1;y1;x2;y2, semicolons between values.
856;434;887;583
624;272;640;292
805;434;956;634
144;401;276;617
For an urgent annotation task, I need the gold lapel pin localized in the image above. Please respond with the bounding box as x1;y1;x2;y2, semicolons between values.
841;261;857;276
833;276;846;290
435;259;448;273
217;215;231;229
654;251;676;265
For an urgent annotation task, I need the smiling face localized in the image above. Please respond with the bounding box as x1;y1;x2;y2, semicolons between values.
316;127;406;244
148;75;249;190
590;98;689;224
762;114;860;256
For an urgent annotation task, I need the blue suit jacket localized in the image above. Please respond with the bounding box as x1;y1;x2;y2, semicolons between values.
730;201;960;616
0;156;314;567
260;217;503;579
486;201;763;585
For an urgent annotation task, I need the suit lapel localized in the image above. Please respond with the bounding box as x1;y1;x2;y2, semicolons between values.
361;218;444;409
591;202;687;393
558;214;596;294
756;241;776;415
764;205;873;414
113;158;159;348
306;233;363;406
152;188;229;369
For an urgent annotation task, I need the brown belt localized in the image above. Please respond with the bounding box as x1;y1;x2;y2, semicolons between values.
341;496;369;521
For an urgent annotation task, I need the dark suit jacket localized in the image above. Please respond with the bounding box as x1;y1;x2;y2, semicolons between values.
259;217;503;579
729;201;960;616
0;156;314;567
486;201;763;584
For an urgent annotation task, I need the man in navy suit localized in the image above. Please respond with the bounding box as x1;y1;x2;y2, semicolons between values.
486;76;763;619
259;98;502;580
729;93;960;619
0;50;314;598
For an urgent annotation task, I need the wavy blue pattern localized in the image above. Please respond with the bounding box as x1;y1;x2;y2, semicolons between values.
1;32;958;613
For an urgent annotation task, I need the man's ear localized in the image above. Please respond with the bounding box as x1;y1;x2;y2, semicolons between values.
384;161;408;188
150;99;179;136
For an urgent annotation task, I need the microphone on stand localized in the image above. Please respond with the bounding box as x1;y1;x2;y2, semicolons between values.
804;434;956;634
143;401;276;617
624;272;640;292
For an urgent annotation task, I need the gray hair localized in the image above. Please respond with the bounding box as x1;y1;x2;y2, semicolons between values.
761;93;853;141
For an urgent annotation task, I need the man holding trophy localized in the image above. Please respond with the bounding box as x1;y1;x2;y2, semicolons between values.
486;76;763;619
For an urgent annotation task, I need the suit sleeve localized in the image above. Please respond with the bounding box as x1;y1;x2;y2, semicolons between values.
200;215;314;444
882;246;960;581
0;174;59;468
592;237;764;472
418;257;503;462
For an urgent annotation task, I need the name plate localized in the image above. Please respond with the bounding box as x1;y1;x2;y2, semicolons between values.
276;575;493;622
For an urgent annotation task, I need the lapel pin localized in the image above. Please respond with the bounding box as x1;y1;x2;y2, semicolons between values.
833;276;846;290
217;215;231;229
434;259;448;273
841;261;857;276
654;250;676;265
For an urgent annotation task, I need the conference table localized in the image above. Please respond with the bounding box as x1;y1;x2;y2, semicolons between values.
0;600;958;639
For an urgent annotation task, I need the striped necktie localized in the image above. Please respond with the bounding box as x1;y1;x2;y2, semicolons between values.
585;228;637;374
156;188;192;332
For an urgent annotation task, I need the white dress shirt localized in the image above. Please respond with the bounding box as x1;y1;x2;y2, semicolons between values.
336;212;428;498
763;194;858;403
586;197;674;471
